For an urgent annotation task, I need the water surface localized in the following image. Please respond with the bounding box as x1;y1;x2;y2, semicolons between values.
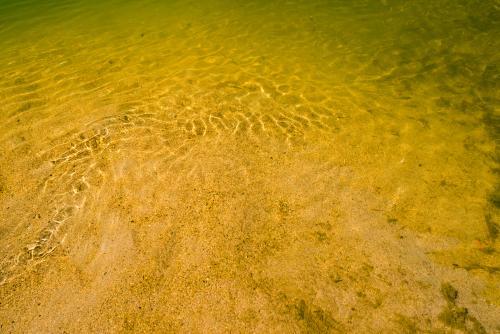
0;0;499;332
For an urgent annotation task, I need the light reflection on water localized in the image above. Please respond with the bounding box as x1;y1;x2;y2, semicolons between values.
0;0;498;332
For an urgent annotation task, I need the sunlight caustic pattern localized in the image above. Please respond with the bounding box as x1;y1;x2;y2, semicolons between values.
0;0;499;332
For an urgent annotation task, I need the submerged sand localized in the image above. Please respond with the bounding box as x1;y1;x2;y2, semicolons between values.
0;0;499;332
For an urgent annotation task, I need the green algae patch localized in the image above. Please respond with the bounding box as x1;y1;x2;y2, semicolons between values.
295;299;342;333
438;282;487;333
394;314;418;334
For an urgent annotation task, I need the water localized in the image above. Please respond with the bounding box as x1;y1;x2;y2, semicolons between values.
0;0;498;332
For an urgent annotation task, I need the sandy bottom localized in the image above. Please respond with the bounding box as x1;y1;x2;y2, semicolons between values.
0;0;499;332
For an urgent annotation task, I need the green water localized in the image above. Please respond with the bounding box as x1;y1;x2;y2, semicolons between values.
0;0;499;332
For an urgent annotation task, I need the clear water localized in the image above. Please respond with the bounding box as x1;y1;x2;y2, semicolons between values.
0;0;498;332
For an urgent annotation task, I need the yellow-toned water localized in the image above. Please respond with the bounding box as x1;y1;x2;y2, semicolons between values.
0;0;499;332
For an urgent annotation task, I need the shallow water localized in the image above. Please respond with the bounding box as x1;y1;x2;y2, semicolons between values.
0;0;499;332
